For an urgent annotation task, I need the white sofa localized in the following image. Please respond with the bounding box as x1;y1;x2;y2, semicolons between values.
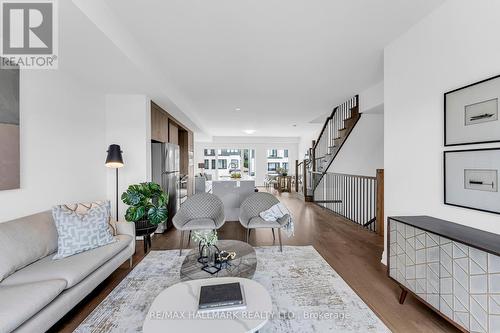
0;211;135;333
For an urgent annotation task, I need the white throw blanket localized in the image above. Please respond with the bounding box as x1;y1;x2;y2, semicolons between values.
259;203;294;237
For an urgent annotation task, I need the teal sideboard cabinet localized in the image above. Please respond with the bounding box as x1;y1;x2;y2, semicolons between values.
388;216;500;333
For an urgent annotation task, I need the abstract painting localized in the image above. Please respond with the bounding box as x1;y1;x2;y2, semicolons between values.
0;59;20;190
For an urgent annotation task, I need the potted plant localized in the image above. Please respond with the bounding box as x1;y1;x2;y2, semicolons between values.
230;172;242;179
121;182;168;231
277;167;288;177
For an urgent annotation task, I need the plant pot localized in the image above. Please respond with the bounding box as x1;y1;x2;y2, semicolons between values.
134;220;158;253
135;220;157;234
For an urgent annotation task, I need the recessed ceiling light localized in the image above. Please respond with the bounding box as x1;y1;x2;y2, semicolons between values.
235;107;241;111
243;129;256;134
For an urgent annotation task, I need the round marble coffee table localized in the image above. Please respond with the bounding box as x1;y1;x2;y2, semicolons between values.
180;240;257;281
143;277;272;333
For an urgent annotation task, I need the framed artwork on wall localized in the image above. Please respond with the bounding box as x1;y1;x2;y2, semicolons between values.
0;59;20;190
444;148;500;214
444;74;500;146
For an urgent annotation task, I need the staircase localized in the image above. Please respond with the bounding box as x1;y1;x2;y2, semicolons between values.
311;95;360;190
295;95;384;235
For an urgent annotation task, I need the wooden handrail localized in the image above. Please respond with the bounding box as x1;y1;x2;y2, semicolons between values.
322;171;376;180
312;94;359;151
313;106;338;150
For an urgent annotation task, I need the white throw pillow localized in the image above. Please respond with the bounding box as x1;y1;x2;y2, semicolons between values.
52;202;116;259
58;200;117;235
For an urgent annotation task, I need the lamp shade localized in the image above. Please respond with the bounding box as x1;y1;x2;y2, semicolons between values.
105;144;124;168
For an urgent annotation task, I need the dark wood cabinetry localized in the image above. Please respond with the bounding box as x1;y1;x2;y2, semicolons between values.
151;104;168;143
150;102;194;196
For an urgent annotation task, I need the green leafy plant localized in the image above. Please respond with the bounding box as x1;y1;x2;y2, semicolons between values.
230;172;242;179
277;167;288;176
121;182;168;225
192;230;218;246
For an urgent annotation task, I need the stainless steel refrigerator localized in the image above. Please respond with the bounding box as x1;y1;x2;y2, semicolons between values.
151;142;180;233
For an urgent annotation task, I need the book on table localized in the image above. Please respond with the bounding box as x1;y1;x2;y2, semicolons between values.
198;282;247;312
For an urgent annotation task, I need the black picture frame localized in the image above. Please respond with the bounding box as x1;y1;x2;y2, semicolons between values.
444;147;500;215
444;74;500;147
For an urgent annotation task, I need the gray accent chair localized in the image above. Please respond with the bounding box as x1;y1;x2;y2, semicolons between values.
239;192;290;252
172;193;225;255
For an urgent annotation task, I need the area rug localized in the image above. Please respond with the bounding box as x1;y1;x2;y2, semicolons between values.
75;246;390;332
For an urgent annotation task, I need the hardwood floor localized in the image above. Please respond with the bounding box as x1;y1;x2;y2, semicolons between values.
50;189;459;333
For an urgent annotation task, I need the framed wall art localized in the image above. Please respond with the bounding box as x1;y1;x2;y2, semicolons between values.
444;148;500;214
444;74;500;146
0;59;20;190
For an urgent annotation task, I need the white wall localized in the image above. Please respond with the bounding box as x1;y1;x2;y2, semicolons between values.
384;0;500;263
298;132;316;161
328;113;384;177
360;81;384;114
105;95;151;221
194;136;299;186
0;70;106;222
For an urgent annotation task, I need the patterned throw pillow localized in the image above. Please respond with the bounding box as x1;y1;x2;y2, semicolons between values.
58;201;117;235
52;202;116;259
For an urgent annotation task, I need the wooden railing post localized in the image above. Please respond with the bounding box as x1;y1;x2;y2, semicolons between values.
295;160;299;192
376;169;384;236
311;141;316;172
303;159;307;197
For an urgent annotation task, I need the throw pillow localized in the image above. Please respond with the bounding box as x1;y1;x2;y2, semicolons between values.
58;200;117;235
52;202;116;259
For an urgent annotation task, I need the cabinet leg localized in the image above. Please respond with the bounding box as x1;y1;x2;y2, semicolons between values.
399;287;408;304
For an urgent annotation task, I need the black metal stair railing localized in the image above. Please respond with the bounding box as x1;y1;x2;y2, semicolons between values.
314;172;377;232
312;95;359;188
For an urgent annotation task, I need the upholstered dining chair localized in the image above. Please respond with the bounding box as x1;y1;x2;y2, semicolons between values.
172;193;225;255
239;192;290;252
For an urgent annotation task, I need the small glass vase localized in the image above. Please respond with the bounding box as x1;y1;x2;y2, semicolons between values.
197;243;221;274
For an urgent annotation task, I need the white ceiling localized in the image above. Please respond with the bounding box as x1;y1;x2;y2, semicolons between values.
84;0;444;138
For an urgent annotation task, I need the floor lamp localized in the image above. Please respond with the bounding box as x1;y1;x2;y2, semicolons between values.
105;144;124;221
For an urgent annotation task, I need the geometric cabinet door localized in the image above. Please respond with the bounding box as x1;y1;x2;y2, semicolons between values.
388;216;500;333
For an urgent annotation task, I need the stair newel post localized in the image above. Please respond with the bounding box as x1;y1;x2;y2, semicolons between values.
295;160;299;192
303;159;307;198
311;140;316;172
376;169;384;236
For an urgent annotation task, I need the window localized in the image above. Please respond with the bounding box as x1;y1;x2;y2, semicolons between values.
204;149;215;156
230;159;239;169
282;162;289;171
218;159;227;169
268;162;280;171
284;150;288;158
203;147;255;180
268;149;278;158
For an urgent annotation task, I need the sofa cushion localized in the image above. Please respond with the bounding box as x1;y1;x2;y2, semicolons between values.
52;202;116;259
0;279;67;333
1;235;131;289
55;200;116;235
0;211;58;282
